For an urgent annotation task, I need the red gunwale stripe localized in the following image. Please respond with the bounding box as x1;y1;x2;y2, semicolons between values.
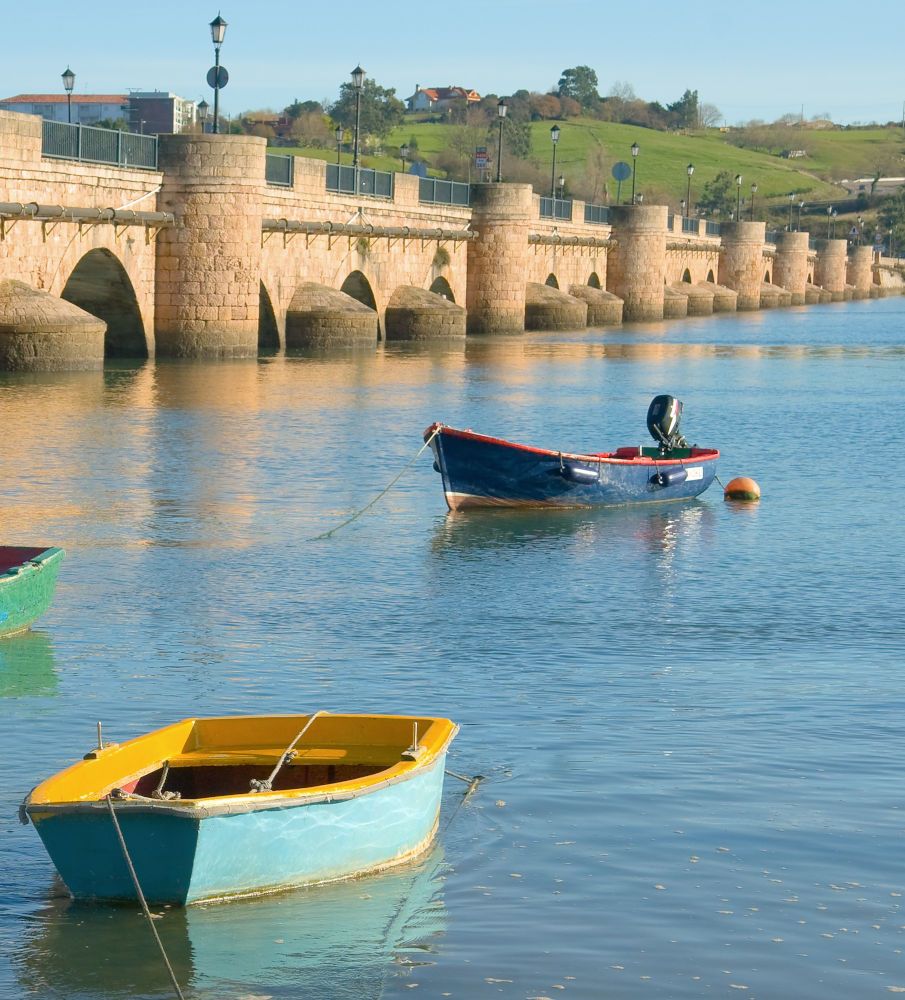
423;423;719;464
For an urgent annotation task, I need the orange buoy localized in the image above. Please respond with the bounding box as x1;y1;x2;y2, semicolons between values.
724;476;761;502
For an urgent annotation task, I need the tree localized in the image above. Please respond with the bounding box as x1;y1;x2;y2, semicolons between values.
285;98;323;119
668;89;699;129
557;66;599;111
878;187;905;251
696;170;739;219
699;103;722;128
329;76;404;141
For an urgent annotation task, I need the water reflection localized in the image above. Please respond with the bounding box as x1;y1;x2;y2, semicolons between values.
0;630;57;698
430;501;716;559
16;847;446;999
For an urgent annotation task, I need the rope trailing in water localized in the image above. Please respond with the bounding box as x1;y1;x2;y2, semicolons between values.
250;710;324;793
104;795;185;1000
443;768;485;827
305;428;439;542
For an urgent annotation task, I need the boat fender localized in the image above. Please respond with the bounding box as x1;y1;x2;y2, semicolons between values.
651;467;688;487
560;462;600;485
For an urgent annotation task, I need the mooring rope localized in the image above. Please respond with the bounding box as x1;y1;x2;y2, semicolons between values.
250;710;324;793
105;795;185;1000
304;428;439;542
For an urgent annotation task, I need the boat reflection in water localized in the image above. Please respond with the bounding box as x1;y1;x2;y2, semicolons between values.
16;845;447;999
0;630;57;699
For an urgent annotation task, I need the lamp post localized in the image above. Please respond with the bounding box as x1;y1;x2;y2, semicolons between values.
857;215;863;245
208;14;227;134
559;174;565;201
496;99;507;182
351;65;365;170
832;209;838;238
686;163;694;216
197;99;209;133
550;124;560;199
62;67;75;124
630;142;639;204
735;174;742;221
750;182;757;221
798;200;805;230
826;205;833;238
787;192;794;230
400;142;409;173
334;125;343;164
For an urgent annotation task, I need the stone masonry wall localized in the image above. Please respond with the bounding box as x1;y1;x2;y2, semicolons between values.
606;205;668;321
718;222;766;309
0;110;161;353
772;232;810;305
813;239;848;301
847;245;873;299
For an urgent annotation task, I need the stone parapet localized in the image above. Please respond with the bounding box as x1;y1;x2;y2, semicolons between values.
718;221;766;310
606;205;668;321
155;134;267;357
772;231;810;305
466;183;534;334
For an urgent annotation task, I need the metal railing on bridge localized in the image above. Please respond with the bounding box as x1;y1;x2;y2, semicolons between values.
682;216;699;235
419;178;470;206
765;228;781;245
326;163;394;199
705;221;721;237
265;153;294;187
539;197;573;221
584;203;610;225
42;120;158;170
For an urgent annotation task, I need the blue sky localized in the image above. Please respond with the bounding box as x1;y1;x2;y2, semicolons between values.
3;1;903;125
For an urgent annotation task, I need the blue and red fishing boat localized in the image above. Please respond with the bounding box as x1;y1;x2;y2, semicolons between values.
424;396;719;511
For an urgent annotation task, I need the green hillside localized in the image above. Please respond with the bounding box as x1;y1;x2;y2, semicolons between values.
278;117;905;224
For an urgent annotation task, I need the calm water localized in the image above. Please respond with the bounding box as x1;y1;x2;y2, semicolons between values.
2;299;905;999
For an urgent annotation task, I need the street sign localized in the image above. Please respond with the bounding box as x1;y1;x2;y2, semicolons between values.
206;66;229;89
475;146;488;169
611;161;631;181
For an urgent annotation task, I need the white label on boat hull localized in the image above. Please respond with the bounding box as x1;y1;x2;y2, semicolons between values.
686;466;704;481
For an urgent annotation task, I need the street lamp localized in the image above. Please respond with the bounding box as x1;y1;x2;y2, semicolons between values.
496;99;507;182
832;209;838;238
208;14;228;134
550;124;560;199
351;65;365;170
735;174;742;221
334;125;344;164
630;142;639;204
787;192;794;230
686;163;694;216
197;99;209;133
559;174;565;201
798;200;805;230
857;215;864;245
62;67;75;124
826;205;833;238
750;182;758;221
400;142;409;173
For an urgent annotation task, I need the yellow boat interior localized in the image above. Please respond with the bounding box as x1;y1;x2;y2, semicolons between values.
27;713;458;807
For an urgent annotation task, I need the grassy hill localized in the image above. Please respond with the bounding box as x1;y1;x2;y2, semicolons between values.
277;117;905;226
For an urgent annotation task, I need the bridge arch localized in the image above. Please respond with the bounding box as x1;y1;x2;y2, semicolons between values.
340;270;380;338
61;248;146;358
764;268;772;283
429;276;455;302
681;268;692;284
706;269;716;282
544;273;559;289
588;272;601;289
258;281;280;352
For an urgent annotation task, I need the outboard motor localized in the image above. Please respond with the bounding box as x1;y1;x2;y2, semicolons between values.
647;395;688;454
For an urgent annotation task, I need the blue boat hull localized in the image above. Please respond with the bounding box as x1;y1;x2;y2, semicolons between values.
426;425;718;510
30;754;449;905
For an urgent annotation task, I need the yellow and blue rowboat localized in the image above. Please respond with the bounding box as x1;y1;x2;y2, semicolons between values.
24;712;458;906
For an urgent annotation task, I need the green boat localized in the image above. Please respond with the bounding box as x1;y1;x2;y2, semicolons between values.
0;547;65;638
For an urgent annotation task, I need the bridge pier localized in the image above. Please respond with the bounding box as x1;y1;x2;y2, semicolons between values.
772;232;810;305
466;183;533;334
605;205;667;321
155;134;266;358
718;222;766;310
847;245;874;299
814;239;848;301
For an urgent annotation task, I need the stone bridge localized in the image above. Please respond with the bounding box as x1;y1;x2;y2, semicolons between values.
0;108;902;369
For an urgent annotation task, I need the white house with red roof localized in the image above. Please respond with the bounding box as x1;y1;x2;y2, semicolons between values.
406;85;481;113
0;93;128;124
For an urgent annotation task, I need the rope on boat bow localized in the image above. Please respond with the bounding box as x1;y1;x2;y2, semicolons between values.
303;428;440;543
105;795;186;1000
